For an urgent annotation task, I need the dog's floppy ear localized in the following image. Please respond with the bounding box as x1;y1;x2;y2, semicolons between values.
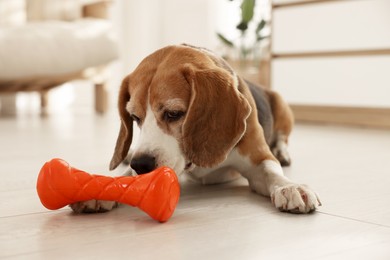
109;76;133;170
181;65;251;168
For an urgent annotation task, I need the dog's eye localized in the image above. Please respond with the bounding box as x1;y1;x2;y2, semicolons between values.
131;114;141;124
163;110;185;122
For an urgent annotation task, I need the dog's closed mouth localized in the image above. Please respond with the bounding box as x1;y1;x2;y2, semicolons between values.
184;162;193;170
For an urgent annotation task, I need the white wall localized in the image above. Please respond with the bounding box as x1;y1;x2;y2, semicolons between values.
111;0;271;74
114;0;221;74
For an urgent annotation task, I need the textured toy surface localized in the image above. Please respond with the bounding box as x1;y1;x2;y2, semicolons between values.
37;158;180;222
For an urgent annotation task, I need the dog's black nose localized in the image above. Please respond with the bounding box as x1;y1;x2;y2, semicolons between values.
130;155;156;175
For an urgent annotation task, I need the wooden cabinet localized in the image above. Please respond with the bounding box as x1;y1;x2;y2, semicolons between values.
271;0;390;127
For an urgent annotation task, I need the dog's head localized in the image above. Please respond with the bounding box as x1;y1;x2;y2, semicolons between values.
109;45;251;175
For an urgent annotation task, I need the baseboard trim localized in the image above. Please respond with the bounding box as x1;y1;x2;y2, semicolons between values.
290;105;390;128
272;49;390;59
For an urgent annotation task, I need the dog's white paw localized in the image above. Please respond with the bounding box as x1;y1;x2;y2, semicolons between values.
271;184;321;213
69;200;118;213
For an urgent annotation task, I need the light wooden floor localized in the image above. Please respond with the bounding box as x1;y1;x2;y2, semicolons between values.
1;97;390;259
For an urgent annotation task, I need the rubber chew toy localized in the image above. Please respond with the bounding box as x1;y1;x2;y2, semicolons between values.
37;158;180;222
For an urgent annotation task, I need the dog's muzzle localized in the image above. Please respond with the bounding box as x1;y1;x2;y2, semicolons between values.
130;155;156;175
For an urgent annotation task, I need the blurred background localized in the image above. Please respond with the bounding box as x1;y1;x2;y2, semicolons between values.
0;0;389;127
1;2;390;258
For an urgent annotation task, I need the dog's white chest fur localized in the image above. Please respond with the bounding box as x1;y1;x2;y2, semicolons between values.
185;149;252;185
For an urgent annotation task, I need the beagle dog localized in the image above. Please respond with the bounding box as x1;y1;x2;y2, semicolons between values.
70;44;321;214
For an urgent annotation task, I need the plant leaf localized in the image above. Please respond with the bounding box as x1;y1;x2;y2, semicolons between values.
216;33;235;48
236;21;248;31
256;35;268;42
241;0;256;23
236;0;255;32
255;19;266;35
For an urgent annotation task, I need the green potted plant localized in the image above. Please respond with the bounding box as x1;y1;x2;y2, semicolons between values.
217;0;270;85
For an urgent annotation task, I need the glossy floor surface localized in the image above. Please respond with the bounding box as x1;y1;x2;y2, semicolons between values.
1;90;390;259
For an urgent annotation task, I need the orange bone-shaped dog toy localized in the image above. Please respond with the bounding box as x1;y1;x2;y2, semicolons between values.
37;158;180;222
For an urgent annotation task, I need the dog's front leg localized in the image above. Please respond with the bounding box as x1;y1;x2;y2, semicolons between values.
241;159;321;213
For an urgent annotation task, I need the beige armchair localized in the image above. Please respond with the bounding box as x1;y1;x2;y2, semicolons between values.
0;0;118;115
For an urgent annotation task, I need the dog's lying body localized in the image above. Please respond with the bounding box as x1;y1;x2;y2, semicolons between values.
70;44;321;214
